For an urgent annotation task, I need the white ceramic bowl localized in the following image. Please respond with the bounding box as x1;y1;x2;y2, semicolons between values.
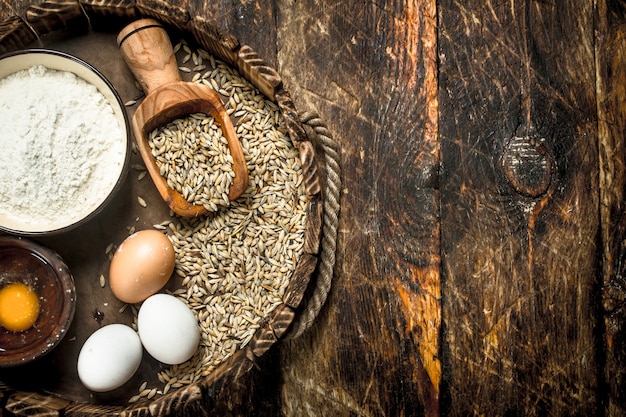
0;49;131;235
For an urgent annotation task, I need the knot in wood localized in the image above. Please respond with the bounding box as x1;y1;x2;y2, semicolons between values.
500;136;553;198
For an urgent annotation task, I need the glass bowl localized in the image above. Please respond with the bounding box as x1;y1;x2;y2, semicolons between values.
0;236;76;367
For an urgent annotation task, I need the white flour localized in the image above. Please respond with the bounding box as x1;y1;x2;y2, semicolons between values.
0;65;126;231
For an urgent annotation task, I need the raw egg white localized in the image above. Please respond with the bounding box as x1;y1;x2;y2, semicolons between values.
138;294;200;365
77;324;142;392
109;230;175;304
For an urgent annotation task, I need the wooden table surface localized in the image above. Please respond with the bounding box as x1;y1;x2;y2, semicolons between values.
1;0;626;416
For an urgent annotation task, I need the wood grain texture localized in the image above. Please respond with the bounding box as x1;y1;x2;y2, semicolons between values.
189;16;240;67
438;1;599;415
191;347;281;417
186;0;278;69
597;1;626;416
277;0;440;415
2;0;624;415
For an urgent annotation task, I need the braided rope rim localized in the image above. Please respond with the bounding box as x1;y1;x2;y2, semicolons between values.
285;111;342;340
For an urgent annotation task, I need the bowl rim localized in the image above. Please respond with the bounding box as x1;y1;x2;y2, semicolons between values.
0;235;76;367
0;48;132;236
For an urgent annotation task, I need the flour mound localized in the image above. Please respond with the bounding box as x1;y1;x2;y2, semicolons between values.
0;65;126;231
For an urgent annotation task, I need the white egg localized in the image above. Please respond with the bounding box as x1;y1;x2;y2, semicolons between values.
77;324;142;392
138;294;200;365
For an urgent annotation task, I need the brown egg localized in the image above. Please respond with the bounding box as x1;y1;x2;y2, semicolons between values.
109;230;176;304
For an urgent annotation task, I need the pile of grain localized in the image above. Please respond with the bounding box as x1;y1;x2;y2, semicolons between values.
130;41;307;402
149;113;234;211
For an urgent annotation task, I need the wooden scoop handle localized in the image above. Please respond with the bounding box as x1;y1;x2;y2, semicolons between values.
117;18;180;95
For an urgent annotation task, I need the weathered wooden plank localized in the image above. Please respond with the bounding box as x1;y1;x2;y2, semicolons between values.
0;0;620;414
188;0;278;69
189;15;239;67
597;1;626;416
439;1;599;415
278;0;440;416
196;347;281;416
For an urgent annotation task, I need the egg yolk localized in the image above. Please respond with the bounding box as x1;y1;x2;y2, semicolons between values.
0;282;40;332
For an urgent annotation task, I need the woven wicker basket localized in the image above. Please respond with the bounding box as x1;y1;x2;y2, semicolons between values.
0;1;326;415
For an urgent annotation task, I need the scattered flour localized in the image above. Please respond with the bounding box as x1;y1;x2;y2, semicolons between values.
0;65;126;231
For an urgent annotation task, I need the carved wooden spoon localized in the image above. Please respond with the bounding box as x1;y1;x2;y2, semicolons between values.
117;18;248;217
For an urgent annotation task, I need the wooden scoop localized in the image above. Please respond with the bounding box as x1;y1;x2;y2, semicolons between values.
117;18;248;217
